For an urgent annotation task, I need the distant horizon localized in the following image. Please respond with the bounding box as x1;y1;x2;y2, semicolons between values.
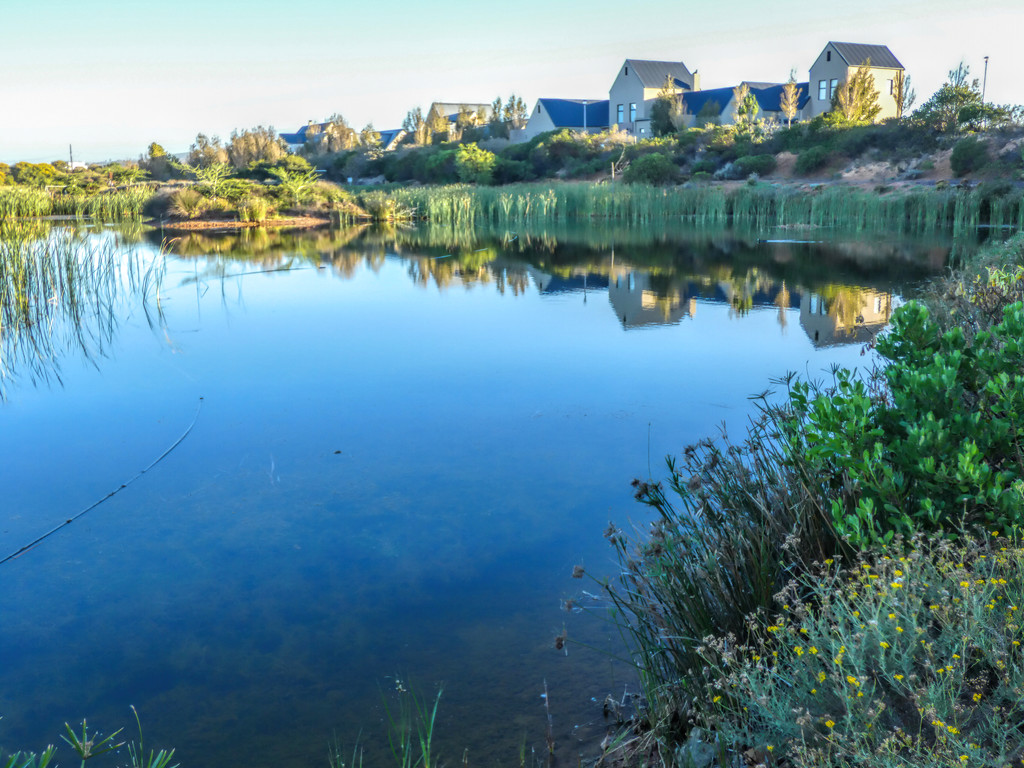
2;0;1021;164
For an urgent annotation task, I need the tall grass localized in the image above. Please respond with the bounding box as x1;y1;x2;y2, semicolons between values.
352;182;1017;235
0;186;154;222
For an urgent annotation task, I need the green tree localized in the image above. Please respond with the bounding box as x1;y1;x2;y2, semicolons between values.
360;123;382;152
427;108;451;141
403;107;429;146
0;163;11;185
454;142;496;184
650;75;686;136
188;133;229;168
188;162;233;196
732;83;760;136
227;126;286;169
269;166;319;206
914;62;1020;132
780;72;801;128
502;95;528;129
828;63;882;124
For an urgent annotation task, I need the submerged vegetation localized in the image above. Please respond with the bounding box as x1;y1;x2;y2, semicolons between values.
594;233;1024;767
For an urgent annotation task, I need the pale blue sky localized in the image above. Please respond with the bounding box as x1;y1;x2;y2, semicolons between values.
1;0;1021;163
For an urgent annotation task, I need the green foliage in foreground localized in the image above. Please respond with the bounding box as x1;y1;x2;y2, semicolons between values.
602;234;1024;765
703;534;1024;766
1;710;175;768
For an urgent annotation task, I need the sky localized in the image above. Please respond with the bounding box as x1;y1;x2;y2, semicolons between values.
1;0;1022;164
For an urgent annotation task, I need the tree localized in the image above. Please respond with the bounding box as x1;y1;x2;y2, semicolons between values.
913;62;1020;132
188;162;233;196
695;99;722;126
828;63;882;125
892;71;916;118
268;166;319;207
403;107;429;146
732;83;760;136
650;75;687;136
780;72;801;128
360;123;382;150
227;126;286;169
188;133;229;168
502;95;528;129
427;107;451;141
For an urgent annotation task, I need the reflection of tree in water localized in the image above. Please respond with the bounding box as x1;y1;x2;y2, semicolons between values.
0;222;163;398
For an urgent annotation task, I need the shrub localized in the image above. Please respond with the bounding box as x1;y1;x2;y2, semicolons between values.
689;171;713;183
951;136;989;177
734;154;777;176
238;196;269;222
623;153;679;185
167;187;207;219
795;146;833;174
454;142;496;184
702;534;1024;767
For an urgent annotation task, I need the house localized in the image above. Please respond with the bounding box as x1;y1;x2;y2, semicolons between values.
808;42;905;120
519;98;610;142
608;59;701;137
679;81;810;127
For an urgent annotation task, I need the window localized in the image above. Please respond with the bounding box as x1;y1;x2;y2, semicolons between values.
830;79;838;99
616;104;624;123
624;66;629;76
826;50;831;62
888;79;894;95
640;127;646;134
819;80;827;101
629;102;637;122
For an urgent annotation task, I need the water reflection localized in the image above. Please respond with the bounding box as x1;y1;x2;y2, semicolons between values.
150;222;949;346
0;221;163;398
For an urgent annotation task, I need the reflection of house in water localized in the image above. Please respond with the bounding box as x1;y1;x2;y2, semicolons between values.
800;289;893;347
525;266;609;295
608;271;696;327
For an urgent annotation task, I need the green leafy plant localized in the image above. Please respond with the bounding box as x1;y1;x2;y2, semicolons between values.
950;136;989;177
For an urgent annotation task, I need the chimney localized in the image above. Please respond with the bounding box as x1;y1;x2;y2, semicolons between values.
692;70;701;91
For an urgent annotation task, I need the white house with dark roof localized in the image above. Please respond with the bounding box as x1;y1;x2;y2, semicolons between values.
809;42;905;120
608;59;701;137
520;98;610;142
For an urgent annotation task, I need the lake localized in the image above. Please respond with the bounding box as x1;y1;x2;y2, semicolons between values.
0;221;954;768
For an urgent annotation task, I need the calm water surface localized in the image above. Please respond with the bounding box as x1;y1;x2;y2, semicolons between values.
0;222;951;768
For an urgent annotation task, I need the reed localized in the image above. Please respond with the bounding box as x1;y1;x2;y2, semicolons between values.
352;182;998;236
0;187;53;218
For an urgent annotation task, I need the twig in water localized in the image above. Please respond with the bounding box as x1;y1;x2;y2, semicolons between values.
0;397;204;566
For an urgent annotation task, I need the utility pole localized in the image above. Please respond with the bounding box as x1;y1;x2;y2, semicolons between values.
982;56;990;102
69;144;73;167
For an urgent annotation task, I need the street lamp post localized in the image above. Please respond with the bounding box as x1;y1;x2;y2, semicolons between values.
982;56;990;102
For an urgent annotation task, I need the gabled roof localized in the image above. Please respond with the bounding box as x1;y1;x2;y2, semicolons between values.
746;82;812;112
280;122;330;145
536;98;610;129
378;129;406;150
681;86;733;116
624;59;694;89
829;42;903;70
682;82;811;116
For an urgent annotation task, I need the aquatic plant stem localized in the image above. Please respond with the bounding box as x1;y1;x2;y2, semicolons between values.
0;397;204;566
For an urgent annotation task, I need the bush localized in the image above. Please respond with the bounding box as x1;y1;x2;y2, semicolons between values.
951;136;989;177
795;146;833;174
167;187;207;219
623;153;679;186
454;143;496;184
238;197;269;222
734;154;777;176
702;534;1024;767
